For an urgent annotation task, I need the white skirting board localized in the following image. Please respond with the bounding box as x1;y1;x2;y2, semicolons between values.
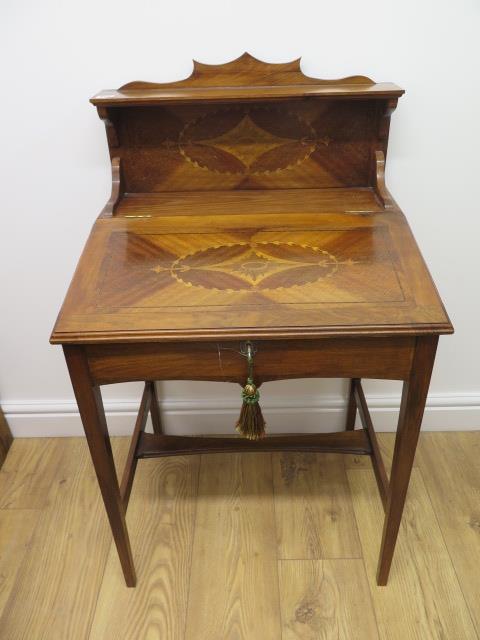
3;394;480;437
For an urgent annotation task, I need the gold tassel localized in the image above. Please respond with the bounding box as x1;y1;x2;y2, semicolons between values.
236;342;266;440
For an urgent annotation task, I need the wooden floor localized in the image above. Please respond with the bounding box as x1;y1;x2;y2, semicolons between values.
0;432;479;639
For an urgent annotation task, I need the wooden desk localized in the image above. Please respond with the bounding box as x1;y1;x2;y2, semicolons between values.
51;54;452;587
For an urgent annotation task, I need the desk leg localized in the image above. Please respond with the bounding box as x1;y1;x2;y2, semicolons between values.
376;335;438;585
63;346;136;587
345;378;358;430
149;381;163;435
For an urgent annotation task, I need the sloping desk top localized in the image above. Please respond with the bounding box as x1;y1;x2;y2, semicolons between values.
51;189;451;344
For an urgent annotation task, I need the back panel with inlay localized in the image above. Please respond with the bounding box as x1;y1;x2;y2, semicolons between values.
116;100;377;192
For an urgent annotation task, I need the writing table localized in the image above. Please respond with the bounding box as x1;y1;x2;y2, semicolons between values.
51;54;453;586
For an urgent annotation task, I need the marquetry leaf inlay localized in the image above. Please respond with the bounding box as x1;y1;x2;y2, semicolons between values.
179;107;330;175
96;229;405;311
119;100;374;191
158;241;347;292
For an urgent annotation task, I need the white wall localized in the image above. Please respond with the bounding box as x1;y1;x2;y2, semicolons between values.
1;0;479;436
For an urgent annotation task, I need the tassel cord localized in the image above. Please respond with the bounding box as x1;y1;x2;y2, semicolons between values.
235;342;266;440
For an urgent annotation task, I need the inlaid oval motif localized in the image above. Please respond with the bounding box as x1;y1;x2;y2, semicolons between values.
178;107;318;175
170;241;338;292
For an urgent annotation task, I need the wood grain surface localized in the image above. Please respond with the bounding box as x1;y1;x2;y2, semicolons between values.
90;455;199;639
51;208;452;344
0;438;68;509
0;509;40;617
273;452;361;559
347;466;477;639
278;559;379;639
185;453;281;640
416;433;480;637
0;434;478;639
0;439;128;639
111;100;378;192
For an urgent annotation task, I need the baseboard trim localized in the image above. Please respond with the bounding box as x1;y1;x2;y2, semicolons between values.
3;394;480;437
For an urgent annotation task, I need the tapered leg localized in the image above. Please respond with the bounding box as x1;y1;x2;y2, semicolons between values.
63;345;136;587
376;336;438;585
345;378;358;430
149;381;163;435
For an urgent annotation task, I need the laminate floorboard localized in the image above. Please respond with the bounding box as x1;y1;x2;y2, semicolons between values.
0;433;477;639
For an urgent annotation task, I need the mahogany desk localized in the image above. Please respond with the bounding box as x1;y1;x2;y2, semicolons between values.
50;54;453;587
